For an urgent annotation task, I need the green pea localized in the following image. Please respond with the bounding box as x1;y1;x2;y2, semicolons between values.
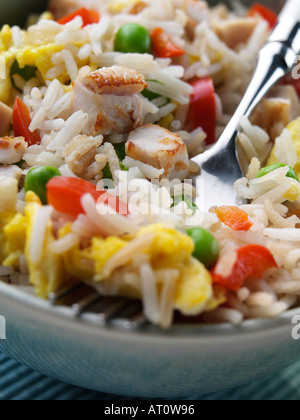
142;89;161;101
172;195;198;214
113;143;126;161
186;227;220;270
10;59;37;92
114;23;152;54
25;166;61;204
256;163;299;182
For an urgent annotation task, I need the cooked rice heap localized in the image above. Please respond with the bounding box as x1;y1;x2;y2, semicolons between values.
1;0;300;328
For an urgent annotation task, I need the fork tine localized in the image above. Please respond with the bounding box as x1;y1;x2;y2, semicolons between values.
71;291;102;316
49;283;148;329
89;297;133;323
110;301;147;329
48;283;82;303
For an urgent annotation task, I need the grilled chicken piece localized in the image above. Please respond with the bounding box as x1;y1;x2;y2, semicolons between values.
251;85;300;141
126;124;190;180
0;137;27;164
0;102;12;136
214;18;258;49
72;66;147;136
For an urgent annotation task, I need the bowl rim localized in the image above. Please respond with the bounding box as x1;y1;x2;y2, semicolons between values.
1;280;299;344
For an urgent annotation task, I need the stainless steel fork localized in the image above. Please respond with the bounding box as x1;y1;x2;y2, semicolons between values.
193;0;300;211
49;283;147;329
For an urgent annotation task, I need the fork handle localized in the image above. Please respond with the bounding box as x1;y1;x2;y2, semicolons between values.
203;16;300;162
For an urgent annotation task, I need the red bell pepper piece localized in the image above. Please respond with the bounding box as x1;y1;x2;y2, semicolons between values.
211;244;277;292
57;8;100;27
151;27;186;58
186;77;217;145
248;3;277;29
13;97;41;146
47;177;128;218
215;206;253;231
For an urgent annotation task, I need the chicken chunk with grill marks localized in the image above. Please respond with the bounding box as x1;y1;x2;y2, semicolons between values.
214;18;260;49
72;66;147;136
251;85;300;141
126;124;190;180
0;137;27;165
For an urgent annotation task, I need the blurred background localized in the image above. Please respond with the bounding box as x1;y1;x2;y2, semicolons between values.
0;0;286;27
0;0;48;27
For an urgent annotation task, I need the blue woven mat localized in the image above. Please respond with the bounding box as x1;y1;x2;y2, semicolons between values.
0;351;299;400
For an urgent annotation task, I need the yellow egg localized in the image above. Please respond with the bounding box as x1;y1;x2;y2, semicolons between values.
137;223;194;263
174;258;213;315
93;236;126;280
266;118;300;201
0;210;15;263
16;44;64;82
59;223;95;281
25;192;65;298
2;213;26;267
0;25;12;52
108;0;138;13
268;118;300;178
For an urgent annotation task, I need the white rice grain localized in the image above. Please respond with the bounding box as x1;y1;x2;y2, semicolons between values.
141;263;160;325
47;111;88;151
246;292;275;307
123;157;164;179
61;49;78;81
30;205;53;264
264;228;300;242
51;233;80;254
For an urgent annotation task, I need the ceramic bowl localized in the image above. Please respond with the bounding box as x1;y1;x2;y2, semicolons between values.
0;0;299;399
1;282;300;398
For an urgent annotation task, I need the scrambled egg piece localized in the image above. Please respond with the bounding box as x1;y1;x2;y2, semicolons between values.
268;118;300;176
174;257;212;315
3;213;26;267
267;118;300;201
16;45;64;82
0;210;15;263
1;207;213;317
92;224;213;316
25;192;64;298
59;223;94;280
108;0;140;13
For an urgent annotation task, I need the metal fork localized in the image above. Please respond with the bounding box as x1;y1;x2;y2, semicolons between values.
49;283;148;329
193;0;300;211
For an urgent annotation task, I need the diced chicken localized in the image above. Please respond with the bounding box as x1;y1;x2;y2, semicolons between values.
64;134;103;178
78;66;146;96
251;85;300;141
126;124;190;180
0;137;27;165
72;66;147;136
214;18;258;49
0;177;18;212
0;102;12;136
0;165;22;182
129;1;148;14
